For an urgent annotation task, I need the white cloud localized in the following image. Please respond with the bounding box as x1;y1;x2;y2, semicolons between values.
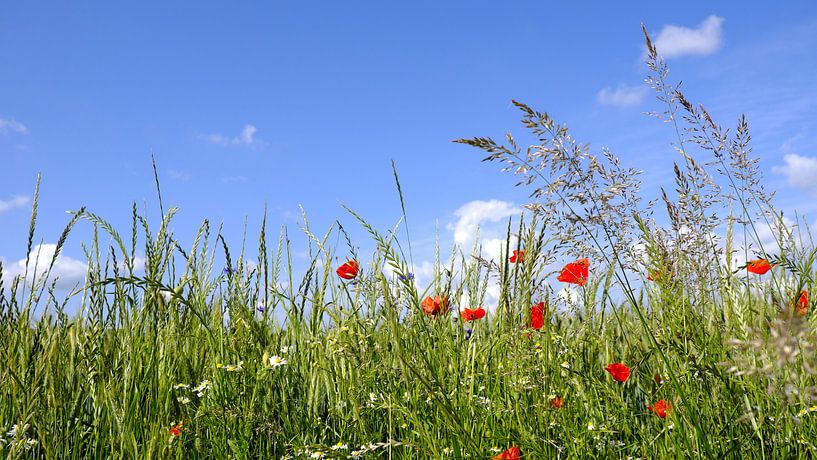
411;260;436;285
597;85;647;107
203;124;265;148
1;244;88;288
448;199;521;259
131;255;146;273
0;117;28;135
557;286;580;307
0;195;30;214
772;153;817;194
653;15;724;58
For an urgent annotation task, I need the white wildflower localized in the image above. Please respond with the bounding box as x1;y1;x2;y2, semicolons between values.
193;379;211;397
6;422;28;438
268;355;287;367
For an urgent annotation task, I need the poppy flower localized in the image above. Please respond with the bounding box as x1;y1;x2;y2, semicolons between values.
530;302;546;330
421;295;448;317
605;363;631;383
648;399;672;418
509;249;525;264
169;422;183;437
461;306;486;321
557;258;589;286
550;396;564;409
746;259;772;275
492;446;521;460
647;271;674;282
336;259;359;280
797;290;809;316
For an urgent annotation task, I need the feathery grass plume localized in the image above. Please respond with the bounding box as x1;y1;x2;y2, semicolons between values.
725;318;817;404
454;101;648;271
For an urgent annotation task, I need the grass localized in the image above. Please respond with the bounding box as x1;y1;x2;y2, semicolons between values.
2;26;817;459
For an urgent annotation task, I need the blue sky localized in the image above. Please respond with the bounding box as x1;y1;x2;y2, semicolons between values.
2;2;817;297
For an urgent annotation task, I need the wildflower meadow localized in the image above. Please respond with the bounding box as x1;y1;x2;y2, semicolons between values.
3;25;817;459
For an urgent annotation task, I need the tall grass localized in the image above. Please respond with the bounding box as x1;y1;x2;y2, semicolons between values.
2;27;817;459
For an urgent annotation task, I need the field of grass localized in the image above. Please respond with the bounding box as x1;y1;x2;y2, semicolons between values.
2;28;817;459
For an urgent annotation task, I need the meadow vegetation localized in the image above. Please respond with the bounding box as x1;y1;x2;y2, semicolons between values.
2;27;817;459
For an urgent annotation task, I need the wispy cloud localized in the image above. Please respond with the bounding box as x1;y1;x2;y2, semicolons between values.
0;195;30;214
0;117;28;135
653;15;724;58
203;124;265;148
168;169;191;181
597;84;647;107
781;132;806;153
772;153;817;195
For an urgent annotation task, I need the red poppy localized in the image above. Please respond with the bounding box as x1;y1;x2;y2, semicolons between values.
648;399;672;418
421;295;448;317
509;249;525;264
530;302;546;330
797;290;809;316
605;363;631;383
461;306;486;321
492;446;521;460
550;396;564;409
336;259;359;280
746;259;772;275
557;258;589;286
647;271;674;282
169;423;182;437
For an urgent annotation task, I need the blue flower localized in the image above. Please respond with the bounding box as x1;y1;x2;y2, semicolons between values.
398;272;415;282
465;328;472;340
